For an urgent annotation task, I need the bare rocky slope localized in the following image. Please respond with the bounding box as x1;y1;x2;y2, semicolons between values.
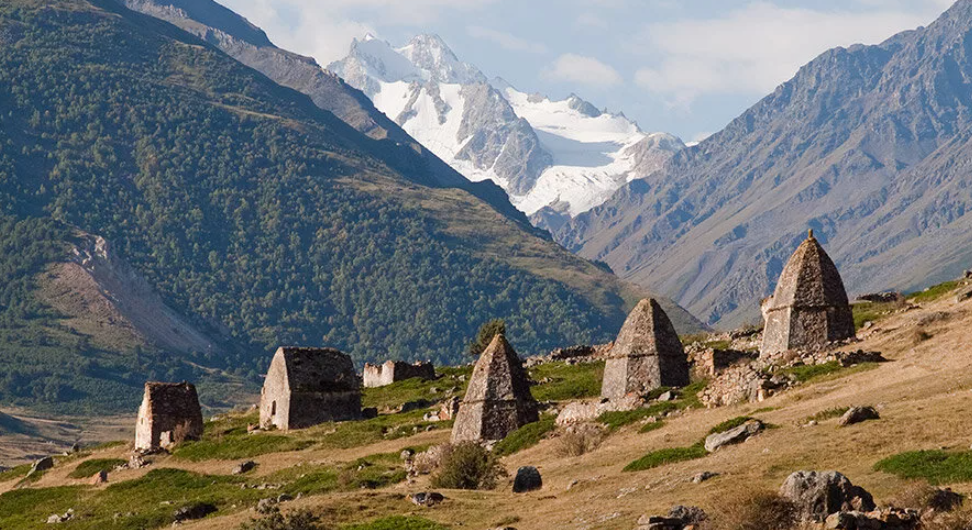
555;0;972;328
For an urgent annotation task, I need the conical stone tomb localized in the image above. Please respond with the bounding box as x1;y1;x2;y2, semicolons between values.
451;334;539;443
601;298;689;399
760;230;855;357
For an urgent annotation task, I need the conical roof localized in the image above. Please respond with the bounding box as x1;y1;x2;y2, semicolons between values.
463;334;534;403
767;231;850;310
608;298;684;359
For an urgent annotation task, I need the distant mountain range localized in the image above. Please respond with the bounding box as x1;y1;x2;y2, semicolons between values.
553;0;972;328
328;34;684;223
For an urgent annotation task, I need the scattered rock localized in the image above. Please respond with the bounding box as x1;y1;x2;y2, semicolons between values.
90;470;108;485
857;292;904;304
408;491;445;507
668;505;707;525
838;407;880;427
398;400;432;414
361;407;379;419
691;471;719;484
128;454;148;469
704;420;763;452
823;508;919;529
780;471;876;522
635;515;683;530
46;509;74;524
255;498;278;514
657;390;676;401
232;461;257;475
173;502;216;522
513;466;542;493
956;288;972;303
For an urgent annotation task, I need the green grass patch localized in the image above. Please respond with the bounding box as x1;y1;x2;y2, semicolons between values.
638;421;665;434
751;407;777;414
874;450;972;485
805;407;850;423
598;401;678;430
908;280;962;304
493;416;557;457
853;301;903;330
783;362;879;384
529;361;604;402
623;442;707;472
173;434;313;461
679;379;708;409
309;410;450;450
68;459;127;479
342;516;450;530
362;366;472;411
707;416;754;435
0;464;30;483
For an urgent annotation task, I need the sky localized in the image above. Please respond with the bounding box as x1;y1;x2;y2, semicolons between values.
221;0;955;142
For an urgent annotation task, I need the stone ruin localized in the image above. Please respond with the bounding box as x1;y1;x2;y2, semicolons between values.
362;360;436;388
451;334;539;443
260;347;362;431
134;381;204;452
760;230;856;358
601;298;690;400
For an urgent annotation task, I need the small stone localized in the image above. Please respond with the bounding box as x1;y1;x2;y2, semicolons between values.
657;390;676;401
408;492;445;507
255;498;277;514
837;407;880;427
691;471;719;484
512;466;542;493
90;470;108;485
232;461;257;475
173;503;216;522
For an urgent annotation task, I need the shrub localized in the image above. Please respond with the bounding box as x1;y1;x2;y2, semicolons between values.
239;507;320;530
708;490;798;530
430;443;505;490
493;417;557;457
469;319;506;357
623;442;708;472
557;423;605;457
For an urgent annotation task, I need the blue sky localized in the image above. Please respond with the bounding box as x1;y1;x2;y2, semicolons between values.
222;0;954;142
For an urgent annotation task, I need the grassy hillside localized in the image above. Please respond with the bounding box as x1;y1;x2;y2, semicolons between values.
0;0;700;413
7;279;972;529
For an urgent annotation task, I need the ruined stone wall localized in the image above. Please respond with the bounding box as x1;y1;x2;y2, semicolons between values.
134;382;204;451
287;391;362;429
362;361;436;388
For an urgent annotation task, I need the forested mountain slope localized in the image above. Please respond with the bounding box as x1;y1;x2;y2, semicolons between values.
556;0;972;328
0;0;699;413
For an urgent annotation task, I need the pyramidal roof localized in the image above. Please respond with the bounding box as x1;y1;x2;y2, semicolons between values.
609;298;684;359
463;334;534;403
767;230;850;310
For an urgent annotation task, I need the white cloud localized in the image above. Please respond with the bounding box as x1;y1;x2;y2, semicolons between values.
632;2;943;106
220;0;497;65
466;25;547;53
543;53;623;87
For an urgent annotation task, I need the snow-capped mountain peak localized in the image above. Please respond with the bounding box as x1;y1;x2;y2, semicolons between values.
328;34;684;219
397;34;486;85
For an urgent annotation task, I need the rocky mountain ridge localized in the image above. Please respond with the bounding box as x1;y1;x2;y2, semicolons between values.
556;0;972;328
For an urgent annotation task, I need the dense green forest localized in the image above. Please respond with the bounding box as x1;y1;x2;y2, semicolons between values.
0;0;668;413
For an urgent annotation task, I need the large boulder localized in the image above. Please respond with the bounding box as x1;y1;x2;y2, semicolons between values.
780;471;876;522
704;420;763;452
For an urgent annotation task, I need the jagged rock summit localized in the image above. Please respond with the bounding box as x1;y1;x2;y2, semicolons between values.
761;230;855;357
451;334;539;443
601;298;689;399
